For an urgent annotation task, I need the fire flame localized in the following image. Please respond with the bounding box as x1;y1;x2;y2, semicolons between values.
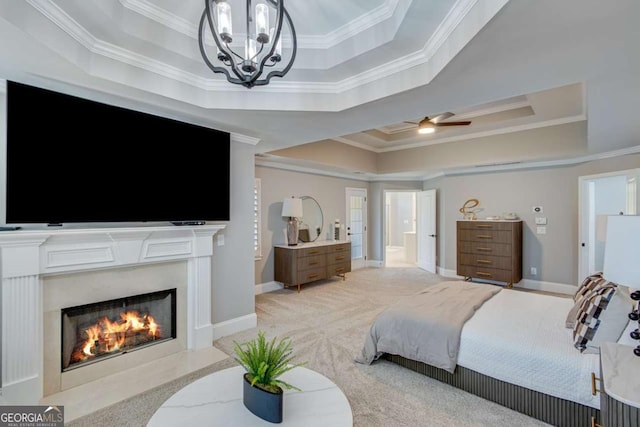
71;310;162;363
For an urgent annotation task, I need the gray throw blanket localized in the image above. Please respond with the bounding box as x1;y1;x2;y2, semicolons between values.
355;281;500;373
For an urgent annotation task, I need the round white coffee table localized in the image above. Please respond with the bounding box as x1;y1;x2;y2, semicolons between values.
147;366;352;426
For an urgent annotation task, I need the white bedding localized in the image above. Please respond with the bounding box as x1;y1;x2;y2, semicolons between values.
457;289;600;409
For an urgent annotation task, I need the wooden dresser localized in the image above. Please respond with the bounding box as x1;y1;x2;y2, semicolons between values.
456;220;522;288
274;240;351;292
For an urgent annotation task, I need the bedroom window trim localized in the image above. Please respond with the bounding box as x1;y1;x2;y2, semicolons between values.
254;177;262;260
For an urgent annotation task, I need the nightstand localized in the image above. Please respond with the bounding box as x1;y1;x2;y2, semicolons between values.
597;342;640;426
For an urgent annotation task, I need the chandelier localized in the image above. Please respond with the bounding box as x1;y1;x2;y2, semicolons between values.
198;0;297;88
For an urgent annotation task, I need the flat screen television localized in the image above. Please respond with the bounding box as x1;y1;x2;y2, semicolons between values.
5;80;230;224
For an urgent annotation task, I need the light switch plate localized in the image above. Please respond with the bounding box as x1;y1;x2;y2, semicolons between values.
535;217;547;225
536;226;547;235
217;234;225;246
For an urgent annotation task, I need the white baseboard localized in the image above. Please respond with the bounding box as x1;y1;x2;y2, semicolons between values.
367;260;384;267
437;267;575;295
212;313;257;340
255;281;283;295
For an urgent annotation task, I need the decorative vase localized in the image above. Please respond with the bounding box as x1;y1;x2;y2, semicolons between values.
243;373;283;423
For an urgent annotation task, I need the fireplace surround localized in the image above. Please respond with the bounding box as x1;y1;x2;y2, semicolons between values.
0;224;225;404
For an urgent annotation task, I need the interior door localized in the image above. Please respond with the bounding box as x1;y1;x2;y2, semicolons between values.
417;189;437;273
579;169;640;279
346;188;367;270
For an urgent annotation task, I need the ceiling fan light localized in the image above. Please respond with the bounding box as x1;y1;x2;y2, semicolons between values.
418;127;435;134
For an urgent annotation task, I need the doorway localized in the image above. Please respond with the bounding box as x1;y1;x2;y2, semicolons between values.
346;187;368;270
578;169;640;279
384;191;417;267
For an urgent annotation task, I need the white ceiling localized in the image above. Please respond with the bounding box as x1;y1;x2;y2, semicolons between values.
0;0;639;173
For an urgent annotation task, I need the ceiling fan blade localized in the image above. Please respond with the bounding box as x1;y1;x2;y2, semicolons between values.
429;112;455;124
403;121;419;125
434;121;471;126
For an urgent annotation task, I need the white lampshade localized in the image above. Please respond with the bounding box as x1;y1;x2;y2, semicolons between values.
281;197;303;218
603;215;640;288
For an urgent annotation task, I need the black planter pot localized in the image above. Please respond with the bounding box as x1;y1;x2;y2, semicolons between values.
243;373;283;423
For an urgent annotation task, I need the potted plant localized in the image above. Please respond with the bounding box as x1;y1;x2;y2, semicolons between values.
233;330;306;423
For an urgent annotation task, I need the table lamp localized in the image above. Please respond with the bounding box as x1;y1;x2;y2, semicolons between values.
602;215;640;356
282;197;303;246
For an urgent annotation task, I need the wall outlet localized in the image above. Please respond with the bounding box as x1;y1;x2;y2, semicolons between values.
535;217;547;225
536;226;547;235
530;267;537;276
217;234;225;246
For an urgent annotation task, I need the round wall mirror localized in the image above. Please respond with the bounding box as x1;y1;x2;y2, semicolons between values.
299;196;323;242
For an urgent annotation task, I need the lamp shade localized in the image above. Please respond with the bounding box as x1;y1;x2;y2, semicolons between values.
281;197;303;218
603;215;640;288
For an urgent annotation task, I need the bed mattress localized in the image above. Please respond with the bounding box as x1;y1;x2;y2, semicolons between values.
457;289;600;409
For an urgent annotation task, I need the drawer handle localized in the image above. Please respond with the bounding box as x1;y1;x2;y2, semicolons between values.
477;247;493;252
477;259;492;264
591;372;602;396
308;250;320;254
335;268;345;273
476;225;493;229
335;256;345;261
307;274;320;279
335;248;344;251
476;272;492;277
308;261;319;266
477;234;493;239
591;416;602;427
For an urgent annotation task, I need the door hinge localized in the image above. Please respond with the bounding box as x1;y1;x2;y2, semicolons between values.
364;197;367;202
365;255;367;260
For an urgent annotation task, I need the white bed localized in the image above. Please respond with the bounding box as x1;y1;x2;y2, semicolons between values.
457;289;600;409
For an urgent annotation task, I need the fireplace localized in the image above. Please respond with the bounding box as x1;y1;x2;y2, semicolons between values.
61;289;177;371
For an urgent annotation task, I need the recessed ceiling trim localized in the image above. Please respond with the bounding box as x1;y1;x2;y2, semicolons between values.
119;0;405;51
334;114;586;154
231;133;261;146
445;100;530;121
375;115;587;153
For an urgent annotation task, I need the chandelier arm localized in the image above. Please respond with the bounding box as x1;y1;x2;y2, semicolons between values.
203;0;248;83
243;0;286;87
255;2;297;86
198;8;236;83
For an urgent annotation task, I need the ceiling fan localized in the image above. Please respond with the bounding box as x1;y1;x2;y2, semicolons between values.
405;112;471;134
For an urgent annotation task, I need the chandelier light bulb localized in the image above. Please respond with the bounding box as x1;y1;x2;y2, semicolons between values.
255;4;270;43
216;1;232;43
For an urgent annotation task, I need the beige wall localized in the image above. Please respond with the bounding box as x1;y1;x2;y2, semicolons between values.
255;166;370;285
425;153;640;287
268;139;378;174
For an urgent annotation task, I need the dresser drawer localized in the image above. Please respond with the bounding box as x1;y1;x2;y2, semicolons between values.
458;229;512;244
297;254;326;270
457;221;515;231
327;262;351;277
457;265;512;282
458;253;512;270
298;267;327;284
328;243;351;253
299;246;327;257
457;241;513;257
328;251;350;264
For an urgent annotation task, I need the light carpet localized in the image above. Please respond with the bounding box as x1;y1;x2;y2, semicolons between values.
69;267;548;426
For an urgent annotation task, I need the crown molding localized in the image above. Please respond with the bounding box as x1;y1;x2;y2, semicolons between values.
231;133;261;146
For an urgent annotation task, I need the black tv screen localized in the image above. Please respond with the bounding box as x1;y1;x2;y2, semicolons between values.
6;81;230;224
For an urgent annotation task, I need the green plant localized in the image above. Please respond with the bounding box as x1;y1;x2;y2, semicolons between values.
233;331;306;393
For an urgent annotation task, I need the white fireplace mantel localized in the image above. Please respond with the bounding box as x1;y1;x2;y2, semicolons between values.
0;224;225;404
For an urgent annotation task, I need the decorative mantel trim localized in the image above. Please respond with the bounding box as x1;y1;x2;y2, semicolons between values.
0;224;225;404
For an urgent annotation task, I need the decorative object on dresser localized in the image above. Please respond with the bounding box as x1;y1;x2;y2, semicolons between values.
456;220;523;288
458;198;480;220
282;196;303;246
233;331;306;424
601;215;640;356
274;241;351;292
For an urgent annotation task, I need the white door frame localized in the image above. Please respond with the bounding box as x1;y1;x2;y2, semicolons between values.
578;168;640;279
383;189;419;267
417;189;437;273
345;187;368;269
